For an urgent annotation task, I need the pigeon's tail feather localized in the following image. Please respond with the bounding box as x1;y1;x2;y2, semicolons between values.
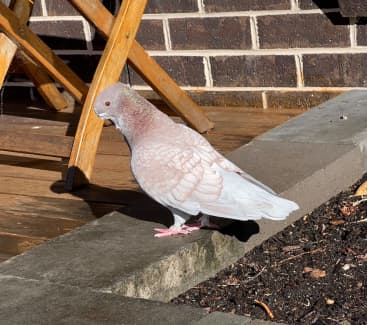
200;165;299;221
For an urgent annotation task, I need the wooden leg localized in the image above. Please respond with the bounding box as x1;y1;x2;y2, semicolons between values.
65;0;148;190
0;0;67;110
17;53;68;110
0;2;88;103
69;0;214;133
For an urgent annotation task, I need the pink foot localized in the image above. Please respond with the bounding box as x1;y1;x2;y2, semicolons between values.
154;224;201;238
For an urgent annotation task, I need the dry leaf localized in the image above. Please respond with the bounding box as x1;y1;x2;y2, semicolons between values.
339;206;355;218
282;245;301;252
355;181;367;196
310;269;327;279
330;219;346;225
223;277;240;286
303;267;314;273
303;267;326;278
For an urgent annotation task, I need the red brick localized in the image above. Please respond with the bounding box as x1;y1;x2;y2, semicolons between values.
189;91;263;107
303;53;367;87
257;13;350;48
211;56;297;87
298;0;339;10
125;56;206;87
266;91;341;109
92;20;165;51
46;1;80;15
204;0;289;12
146;0;198;13
170;17;251;50
29;21;87;50
357;18;367;46
339;0;367;17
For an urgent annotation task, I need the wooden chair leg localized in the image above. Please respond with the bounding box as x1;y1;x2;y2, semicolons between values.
69;0;214;133
65;0;148;190
0;0;67;110
0;2;88;103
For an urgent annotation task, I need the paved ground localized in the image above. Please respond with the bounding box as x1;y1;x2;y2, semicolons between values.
1;90;367;324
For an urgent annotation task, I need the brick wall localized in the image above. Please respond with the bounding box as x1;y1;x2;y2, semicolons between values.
4;0;367;109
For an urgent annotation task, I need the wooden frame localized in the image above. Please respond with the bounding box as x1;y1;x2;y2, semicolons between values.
0;0;214;190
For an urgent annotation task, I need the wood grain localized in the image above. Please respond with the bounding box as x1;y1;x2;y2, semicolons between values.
66;0;147;189
69;0;213;132
0;2;88;102
0;0;68;112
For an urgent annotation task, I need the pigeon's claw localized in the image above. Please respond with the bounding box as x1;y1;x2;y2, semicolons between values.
154;224;200;238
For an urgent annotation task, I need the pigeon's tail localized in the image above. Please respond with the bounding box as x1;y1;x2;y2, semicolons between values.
200;165;299;221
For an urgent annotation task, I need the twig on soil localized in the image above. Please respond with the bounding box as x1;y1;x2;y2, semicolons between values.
244;267;266;283
350;217;367;224
254;299;274;319
275;248;325;267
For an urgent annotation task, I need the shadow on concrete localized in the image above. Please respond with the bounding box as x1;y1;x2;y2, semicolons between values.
51;175;259;243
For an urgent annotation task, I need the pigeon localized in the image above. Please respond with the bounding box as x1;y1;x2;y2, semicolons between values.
94;83;299;238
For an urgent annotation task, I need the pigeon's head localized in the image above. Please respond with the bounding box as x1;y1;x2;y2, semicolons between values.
94;82;128;126
94;82;156;142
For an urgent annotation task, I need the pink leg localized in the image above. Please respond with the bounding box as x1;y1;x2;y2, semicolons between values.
154;224;201;238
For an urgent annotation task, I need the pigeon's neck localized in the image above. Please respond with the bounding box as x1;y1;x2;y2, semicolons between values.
120;106;174;148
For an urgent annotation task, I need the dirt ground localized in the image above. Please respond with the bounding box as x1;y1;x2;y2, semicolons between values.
172;176;367;324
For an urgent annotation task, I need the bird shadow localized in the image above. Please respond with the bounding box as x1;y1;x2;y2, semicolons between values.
50;177;259;243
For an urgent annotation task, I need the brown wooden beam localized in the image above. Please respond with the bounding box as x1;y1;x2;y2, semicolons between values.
1;0;67;110
69;0;214;133
0;1;88;103
66;0;148;189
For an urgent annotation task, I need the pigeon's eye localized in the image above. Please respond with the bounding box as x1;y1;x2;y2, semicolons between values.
104;101;111;107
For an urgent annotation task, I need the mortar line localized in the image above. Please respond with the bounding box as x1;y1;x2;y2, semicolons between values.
145;47;367;56
250;16;260;50
130;85;355;92
40;0;48;16
29;16;85;22
203;57;213;87
295;54;304;88
81;18;93;51
142;8;340;19
349;18;358;48
262;91;268;109
197;0;205;13
290;0;299;11
162;18;172;51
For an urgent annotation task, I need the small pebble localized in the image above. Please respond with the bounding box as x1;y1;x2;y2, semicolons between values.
326;298;335;305
342;264;351;271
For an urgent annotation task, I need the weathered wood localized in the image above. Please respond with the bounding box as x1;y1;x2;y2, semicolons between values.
0;0;67;110
0;193;122;221
17;53;68;110
0;210;85;239
0;130;73;157
0;2;88;102
66;0;147;189
69;0;214;133
0;232;45;255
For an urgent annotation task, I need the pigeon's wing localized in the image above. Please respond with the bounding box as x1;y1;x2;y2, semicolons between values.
131;141;223;216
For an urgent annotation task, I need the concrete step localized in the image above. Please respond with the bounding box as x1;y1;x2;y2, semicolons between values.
0;274;278;325
1;90;366;324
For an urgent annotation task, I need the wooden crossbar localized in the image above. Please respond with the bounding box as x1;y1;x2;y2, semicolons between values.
0;0;214;190
0;0;67;110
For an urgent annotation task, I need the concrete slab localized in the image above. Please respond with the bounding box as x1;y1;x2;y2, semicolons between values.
0;275;274;325
0;90;366;324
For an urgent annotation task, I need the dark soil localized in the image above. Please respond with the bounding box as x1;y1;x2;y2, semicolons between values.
172;176;367;324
